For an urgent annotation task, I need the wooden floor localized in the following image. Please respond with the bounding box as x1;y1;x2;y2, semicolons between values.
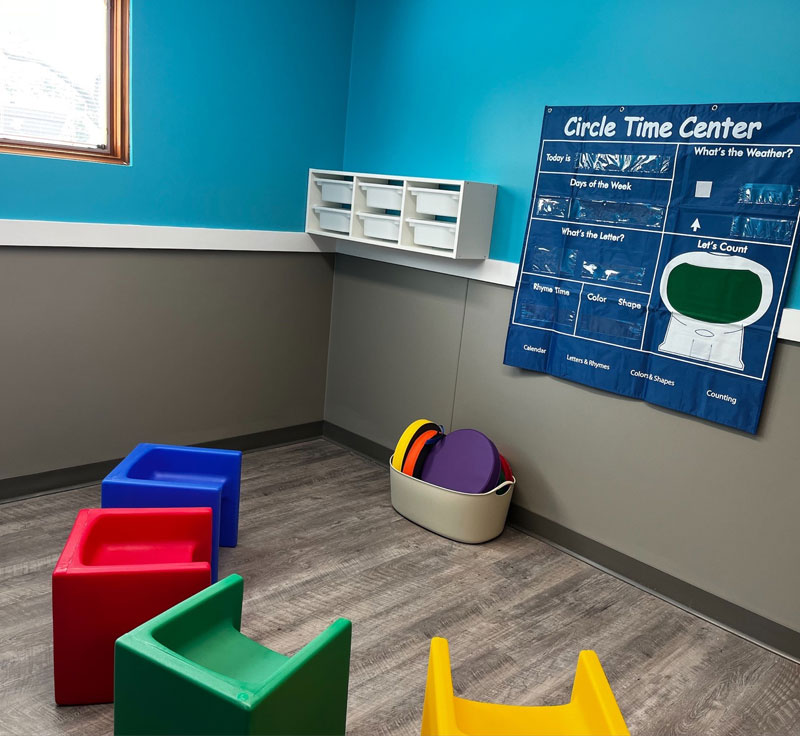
1;438;799;735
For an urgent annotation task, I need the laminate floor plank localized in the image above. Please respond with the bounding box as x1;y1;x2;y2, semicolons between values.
0;438;798;735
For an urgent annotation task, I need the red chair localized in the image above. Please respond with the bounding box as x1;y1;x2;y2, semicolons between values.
52;507;213;705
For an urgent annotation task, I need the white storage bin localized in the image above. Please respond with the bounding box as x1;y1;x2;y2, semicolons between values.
357;212;400;241
408;187;461;217
359;182;404;210
313;205;351;233
389;459;515;544
406;218;457;250
315;177;353;205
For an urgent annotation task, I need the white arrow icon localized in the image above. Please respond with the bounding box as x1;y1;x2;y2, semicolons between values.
691;218;701;232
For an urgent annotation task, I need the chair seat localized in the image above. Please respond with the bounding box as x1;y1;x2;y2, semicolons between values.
82;540;200;566
124;446;232;486
145;472;227;488
452;697;603;736
160;623;289;687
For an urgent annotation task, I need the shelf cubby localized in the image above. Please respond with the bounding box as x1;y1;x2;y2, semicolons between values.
306;172;353;235
306;169;496;260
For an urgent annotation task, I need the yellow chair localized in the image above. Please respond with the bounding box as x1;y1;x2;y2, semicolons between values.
421;638;629;736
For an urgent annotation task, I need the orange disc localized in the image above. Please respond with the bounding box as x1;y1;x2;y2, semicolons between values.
402;429;441;477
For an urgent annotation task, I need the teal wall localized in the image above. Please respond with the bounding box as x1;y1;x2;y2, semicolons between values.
4;0;800;305
0;0;355;230
343;0;800;273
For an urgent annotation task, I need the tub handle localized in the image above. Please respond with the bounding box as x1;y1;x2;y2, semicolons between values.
495;478;515;496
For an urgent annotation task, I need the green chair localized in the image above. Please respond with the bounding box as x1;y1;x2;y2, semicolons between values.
114;574;352;735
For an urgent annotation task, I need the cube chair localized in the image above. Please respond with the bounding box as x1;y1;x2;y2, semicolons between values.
421;637;629;736
114;574;352;736
52;507;213;705
102;443;242;581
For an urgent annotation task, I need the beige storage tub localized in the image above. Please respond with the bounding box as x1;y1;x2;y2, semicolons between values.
389;457;515;544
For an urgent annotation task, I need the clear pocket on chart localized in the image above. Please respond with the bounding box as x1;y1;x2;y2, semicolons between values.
575;152;671;175
561;248;648;287
528;245;561;274
571;198;665;229
738;183;799;206
730;215;794;243
535;195;570;218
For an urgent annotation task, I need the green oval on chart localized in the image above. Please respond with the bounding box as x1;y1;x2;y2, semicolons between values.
667;264;763;324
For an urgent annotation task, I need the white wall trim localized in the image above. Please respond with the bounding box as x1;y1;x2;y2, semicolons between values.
778;308;800;342
0;219;335;253
2;218;797;342
335;239;519;286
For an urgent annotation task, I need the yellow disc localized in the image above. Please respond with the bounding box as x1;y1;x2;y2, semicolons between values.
392;419;438;471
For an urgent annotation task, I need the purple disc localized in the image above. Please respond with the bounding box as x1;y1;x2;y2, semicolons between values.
420;429;500;494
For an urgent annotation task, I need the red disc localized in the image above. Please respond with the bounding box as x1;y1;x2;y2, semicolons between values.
499;454;513;484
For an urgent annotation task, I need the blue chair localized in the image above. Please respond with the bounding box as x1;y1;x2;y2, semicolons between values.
102;444;242;581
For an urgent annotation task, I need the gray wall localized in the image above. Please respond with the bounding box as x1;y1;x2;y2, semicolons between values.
325;255;800;633
0;248;333;481
325;258;467;445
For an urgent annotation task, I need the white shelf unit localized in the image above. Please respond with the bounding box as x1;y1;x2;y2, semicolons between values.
305;169;497;260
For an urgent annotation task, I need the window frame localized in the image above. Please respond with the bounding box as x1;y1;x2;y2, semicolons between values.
0;0;130;165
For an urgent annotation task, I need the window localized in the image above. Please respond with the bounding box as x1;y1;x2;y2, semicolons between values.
0;0;129;164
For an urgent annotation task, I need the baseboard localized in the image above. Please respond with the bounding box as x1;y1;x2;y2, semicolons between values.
0;457;126;504
0;421;324;503
198;421;323;453
509;505;800;662
322;421;392;464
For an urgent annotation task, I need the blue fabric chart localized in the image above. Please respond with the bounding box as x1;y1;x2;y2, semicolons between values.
504;102;800;433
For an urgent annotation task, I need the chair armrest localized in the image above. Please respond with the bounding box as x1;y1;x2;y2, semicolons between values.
248;618;352;735
570;651;629;736
422;637;461;736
